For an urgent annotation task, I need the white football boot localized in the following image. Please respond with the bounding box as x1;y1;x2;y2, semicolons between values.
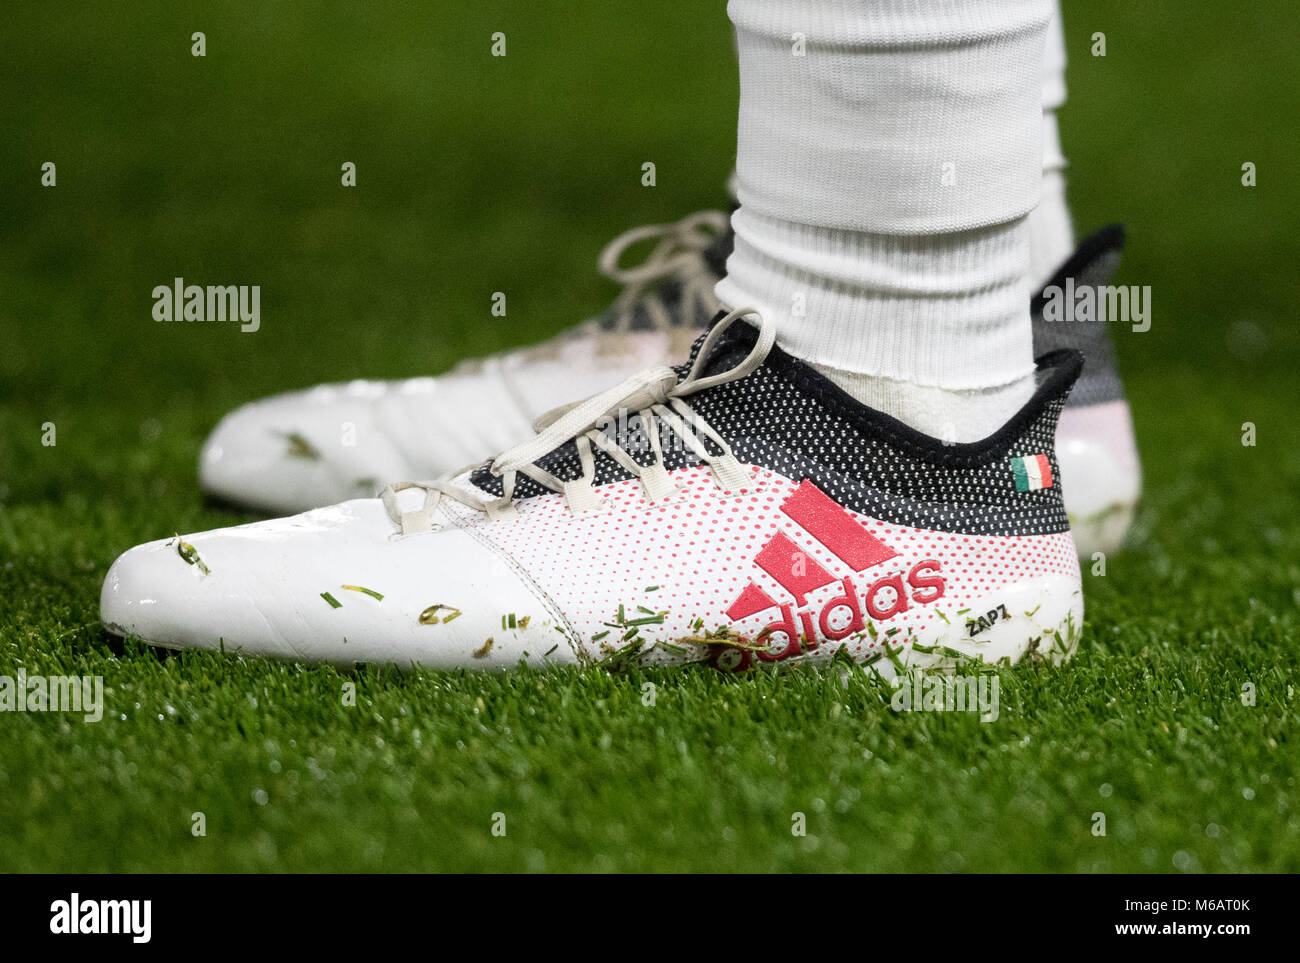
198;211;731;515
105;309;1085;673
198;216;1140;560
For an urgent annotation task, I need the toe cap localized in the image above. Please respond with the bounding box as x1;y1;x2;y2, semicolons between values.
100;499;577;669
198;385;415;514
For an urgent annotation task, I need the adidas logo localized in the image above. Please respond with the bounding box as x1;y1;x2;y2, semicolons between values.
721;480;946;668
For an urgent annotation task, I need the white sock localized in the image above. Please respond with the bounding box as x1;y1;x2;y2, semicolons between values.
717;0;1051;442
1028;2;1074;288
812;364;1039;445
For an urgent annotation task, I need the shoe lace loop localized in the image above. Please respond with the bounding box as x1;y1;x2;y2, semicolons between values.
382;307;774;534
597;209;729;331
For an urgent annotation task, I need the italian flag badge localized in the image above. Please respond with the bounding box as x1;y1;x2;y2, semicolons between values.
1010;454;1054;492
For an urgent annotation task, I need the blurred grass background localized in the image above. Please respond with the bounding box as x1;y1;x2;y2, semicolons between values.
0;1;1297;872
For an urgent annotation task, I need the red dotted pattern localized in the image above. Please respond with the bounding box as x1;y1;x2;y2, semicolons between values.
452;466;1078;665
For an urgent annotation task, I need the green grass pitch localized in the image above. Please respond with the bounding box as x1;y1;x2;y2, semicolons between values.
1;1;1297;872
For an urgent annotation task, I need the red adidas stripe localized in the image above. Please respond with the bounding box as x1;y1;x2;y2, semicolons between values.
780;480;897;570
754;530;835;606
727;582;778;622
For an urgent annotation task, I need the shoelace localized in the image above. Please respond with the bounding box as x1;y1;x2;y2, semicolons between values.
382;307;776;534
597;209;728;331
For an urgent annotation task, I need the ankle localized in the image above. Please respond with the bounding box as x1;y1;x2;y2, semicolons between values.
809;362;1036;443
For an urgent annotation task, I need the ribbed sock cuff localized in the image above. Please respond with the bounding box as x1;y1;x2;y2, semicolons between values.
716;208;1036;391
